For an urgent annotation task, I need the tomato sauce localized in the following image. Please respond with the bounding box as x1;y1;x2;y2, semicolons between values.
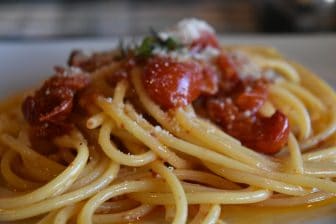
142;51;290;154
142;56;217;109
207;53;290;154
22;31;290;154
207;97;289;154
22;68;90;138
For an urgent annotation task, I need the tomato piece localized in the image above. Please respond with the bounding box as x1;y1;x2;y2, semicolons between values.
22;69;91;138
247;111;290;154
206;51;290;154
200;64;219;95
206;97;239;126
255;111;290;154
143;56;203;109
207;96;289;154
216;53;240;92
233;79;268;112
217;53;239;80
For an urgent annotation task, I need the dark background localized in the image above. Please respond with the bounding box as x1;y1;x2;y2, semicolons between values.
0;0;335;40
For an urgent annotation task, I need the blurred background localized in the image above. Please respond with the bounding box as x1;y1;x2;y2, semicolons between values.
0;0;335;40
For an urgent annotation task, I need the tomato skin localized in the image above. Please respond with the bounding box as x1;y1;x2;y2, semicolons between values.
22;70;90;138
207;97;290;155
251;111;290;155
216;53;240;92
217;53;239;80
199;64;219;95
233;79;268;112
143;56;203;109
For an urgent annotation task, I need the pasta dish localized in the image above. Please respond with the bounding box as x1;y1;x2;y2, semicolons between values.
0;19;335;224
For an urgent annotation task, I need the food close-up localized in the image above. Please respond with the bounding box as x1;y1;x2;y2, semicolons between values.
0;13;336;224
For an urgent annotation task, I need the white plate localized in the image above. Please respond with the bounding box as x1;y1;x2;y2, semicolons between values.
0;35;335;97
0;35;335;224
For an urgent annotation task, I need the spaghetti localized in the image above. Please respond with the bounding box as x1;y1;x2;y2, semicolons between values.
0;18;335;224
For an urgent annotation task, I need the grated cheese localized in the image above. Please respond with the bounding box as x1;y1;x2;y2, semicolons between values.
159;18;215;45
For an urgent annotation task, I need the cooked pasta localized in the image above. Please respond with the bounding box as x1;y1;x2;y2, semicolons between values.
0;18;335;224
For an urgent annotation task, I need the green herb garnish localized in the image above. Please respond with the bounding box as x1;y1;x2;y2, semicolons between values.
135;36;156;58
135;28;183;58
165;37;180;50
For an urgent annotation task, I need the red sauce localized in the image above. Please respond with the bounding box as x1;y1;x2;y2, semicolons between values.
205;52;290;154
141;51;289;154
216;53;240;92
207;97;289;154
22;68;91;138
105;56;136;87
26;37;291;154
142;56;218;109
252;111;290;154
199;64;219;95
